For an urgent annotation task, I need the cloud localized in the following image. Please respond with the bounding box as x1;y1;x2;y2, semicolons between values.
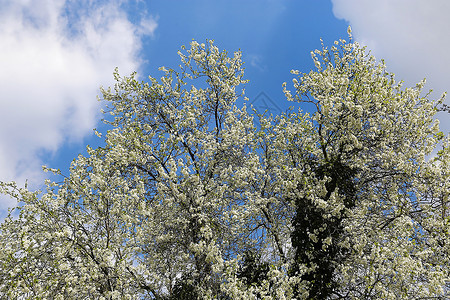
331;0;450;133
0;0;157;209
247;54;267;72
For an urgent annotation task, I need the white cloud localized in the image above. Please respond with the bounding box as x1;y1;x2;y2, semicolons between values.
247;54;267;72
0;0;157;209
331;0;450;133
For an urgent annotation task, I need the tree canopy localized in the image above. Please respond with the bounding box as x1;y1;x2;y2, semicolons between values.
1;32;449;299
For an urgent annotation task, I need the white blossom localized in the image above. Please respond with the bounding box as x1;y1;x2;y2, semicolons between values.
0;35;449;299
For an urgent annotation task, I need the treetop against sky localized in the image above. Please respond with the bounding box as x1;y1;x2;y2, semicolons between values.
0;1;449;215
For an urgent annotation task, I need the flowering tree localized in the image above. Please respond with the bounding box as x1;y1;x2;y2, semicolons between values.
1;32;449;299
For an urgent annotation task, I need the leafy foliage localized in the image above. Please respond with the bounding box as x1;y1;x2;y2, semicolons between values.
1;31;449;299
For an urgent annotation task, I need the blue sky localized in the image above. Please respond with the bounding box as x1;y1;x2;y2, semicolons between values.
1;0;449;213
